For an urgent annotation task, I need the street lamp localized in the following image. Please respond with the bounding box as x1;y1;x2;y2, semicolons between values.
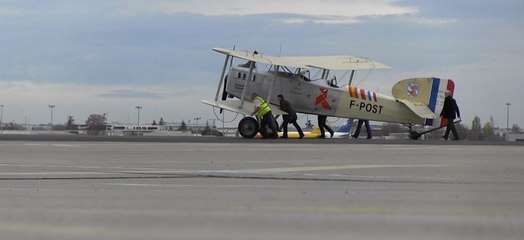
135;106;142;130
49;105;55;132
0;105;4;134
506;103;511;141
194;117;201;126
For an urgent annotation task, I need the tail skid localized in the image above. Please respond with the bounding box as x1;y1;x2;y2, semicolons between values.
409;119;462;140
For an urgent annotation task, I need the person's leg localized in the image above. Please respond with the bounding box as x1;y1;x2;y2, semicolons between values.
259;117;268;138
282;118;289;138
364;120;372;139
318;115;326;137
325;124;334;138
449;121;459;140
353;120;363;138
292;121;304;138
443;122;451;140
267;114;278;138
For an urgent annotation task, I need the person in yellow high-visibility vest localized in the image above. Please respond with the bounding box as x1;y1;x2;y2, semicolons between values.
250;92;278;139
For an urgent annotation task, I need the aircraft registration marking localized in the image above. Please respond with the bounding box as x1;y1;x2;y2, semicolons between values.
349;99;384;114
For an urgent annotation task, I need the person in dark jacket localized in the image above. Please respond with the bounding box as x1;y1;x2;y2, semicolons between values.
278;95;304;139
440;90;461;140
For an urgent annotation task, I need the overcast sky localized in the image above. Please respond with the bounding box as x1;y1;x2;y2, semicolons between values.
0;0;523;129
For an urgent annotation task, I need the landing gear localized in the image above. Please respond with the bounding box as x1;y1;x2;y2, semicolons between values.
238;117;259;138
237;116;279;138
409;130;422;140
408;125;421;140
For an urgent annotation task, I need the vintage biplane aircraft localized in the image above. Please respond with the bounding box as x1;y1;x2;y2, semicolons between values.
202;48;455;139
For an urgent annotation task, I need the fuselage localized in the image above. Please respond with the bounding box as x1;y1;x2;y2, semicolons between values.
225;66;425;125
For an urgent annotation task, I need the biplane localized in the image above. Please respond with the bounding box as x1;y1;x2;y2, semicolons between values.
202;48;455;139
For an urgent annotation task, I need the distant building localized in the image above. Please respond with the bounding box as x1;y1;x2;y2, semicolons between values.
508;132;524;142
76;122;218;136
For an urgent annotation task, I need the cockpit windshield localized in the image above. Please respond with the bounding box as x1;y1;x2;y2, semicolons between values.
299;70;310;81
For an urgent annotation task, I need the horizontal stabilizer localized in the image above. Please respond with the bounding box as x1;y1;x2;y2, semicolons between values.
397;99;436;119
201;100;287;116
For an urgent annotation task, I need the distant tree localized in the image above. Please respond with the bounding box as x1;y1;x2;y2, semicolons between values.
85;114;107;135
488;116;504;141
469;116;482;141
178;120;187;131
455;122;470;140
159;117;165;125
152;120;157;125
65;116;77;130
511;124;522;133
482;118;502;141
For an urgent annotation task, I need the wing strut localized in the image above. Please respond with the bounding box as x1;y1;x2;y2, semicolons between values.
214;55;230;101
348;70;355;85
239;61;255;108
266;65;279;104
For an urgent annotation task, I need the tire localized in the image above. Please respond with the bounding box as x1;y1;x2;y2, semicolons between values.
409;131;421;140
238;117;259;138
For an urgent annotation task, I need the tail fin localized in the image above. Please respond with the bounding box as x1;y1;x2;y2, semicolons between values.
392;78;455;127
335;119;353;133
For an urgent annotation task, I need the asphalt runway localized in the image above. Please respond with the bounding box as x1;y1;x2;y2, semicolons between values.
1;138;523;240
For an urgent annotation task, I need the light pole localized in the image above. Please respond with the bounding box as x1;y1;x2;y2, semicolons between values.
506;103;511;141
194;117;201;126
135;106;142;131
49;105;55;132
0;104;4;134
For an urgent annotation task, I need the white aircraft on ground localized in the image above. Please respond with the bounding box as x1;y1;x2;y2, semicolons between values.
202;48;455;139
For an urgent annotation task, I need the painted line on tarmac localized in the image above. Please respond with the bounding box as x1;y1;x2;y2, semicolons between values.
0;164;443;176
111;164;444;175
232;164;444;174
0;221;151;238
0;171;114;176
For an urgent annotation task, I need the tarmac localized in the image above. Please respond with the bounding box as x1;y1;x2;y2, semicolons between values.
1;135;523;239
1;133;523;145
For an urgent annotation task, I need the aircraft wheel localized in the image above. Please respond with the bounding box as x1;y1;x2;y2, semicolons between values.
409;131;421;140
238;117;259;138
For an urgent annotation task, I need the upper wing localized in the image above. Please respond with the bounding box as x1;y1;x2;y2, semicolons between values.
284;56;391;70
212;48;308;68
213;48;391;70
